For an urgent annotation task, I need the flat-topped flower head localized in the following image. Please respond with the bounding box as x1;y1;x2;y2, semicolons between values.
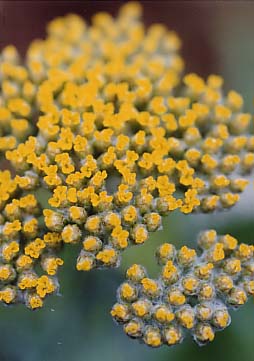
0;2;254;314
2;2;183;273
111;230;254;347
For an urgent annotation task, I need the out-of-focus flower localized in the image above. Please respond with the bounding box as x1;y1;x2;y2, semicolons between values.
0;45;36;152
111;230;254;347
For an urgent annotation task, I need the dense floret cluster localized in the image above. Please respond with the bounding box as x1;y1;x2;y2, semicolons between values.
0;170;62;309
0;0;253;324
111;230;254;347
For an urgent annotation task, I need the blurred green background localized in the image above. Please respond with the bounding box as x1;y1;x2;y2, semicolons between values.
0;1;254;361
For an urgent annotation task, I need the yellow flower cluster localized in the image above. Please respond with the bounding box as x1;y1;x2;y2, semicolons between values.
0;2;253;312
111;230;254;347
0;170;62;309
0;45;35;152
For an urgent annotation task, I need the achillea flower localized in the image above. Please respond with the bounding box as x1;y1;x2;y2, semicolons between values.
0;1;182;152
0;170;63;308
0;1;184;307
0;45;36;152
0;1;253;316
111;230;254;347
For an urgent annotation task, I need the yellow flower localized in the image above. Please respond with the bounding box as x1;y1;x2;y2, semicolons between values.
112;230;253;347
0;2;253;320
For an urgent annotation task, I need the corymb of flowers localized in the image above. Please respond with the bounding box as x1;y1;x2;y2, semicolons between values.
0;1;253;346
112;230;254;347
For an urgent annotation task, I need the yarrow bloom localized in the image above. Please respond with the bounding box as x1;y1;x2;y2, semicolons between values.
0;0;253;322
111;230;254;347
0;169;62;308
